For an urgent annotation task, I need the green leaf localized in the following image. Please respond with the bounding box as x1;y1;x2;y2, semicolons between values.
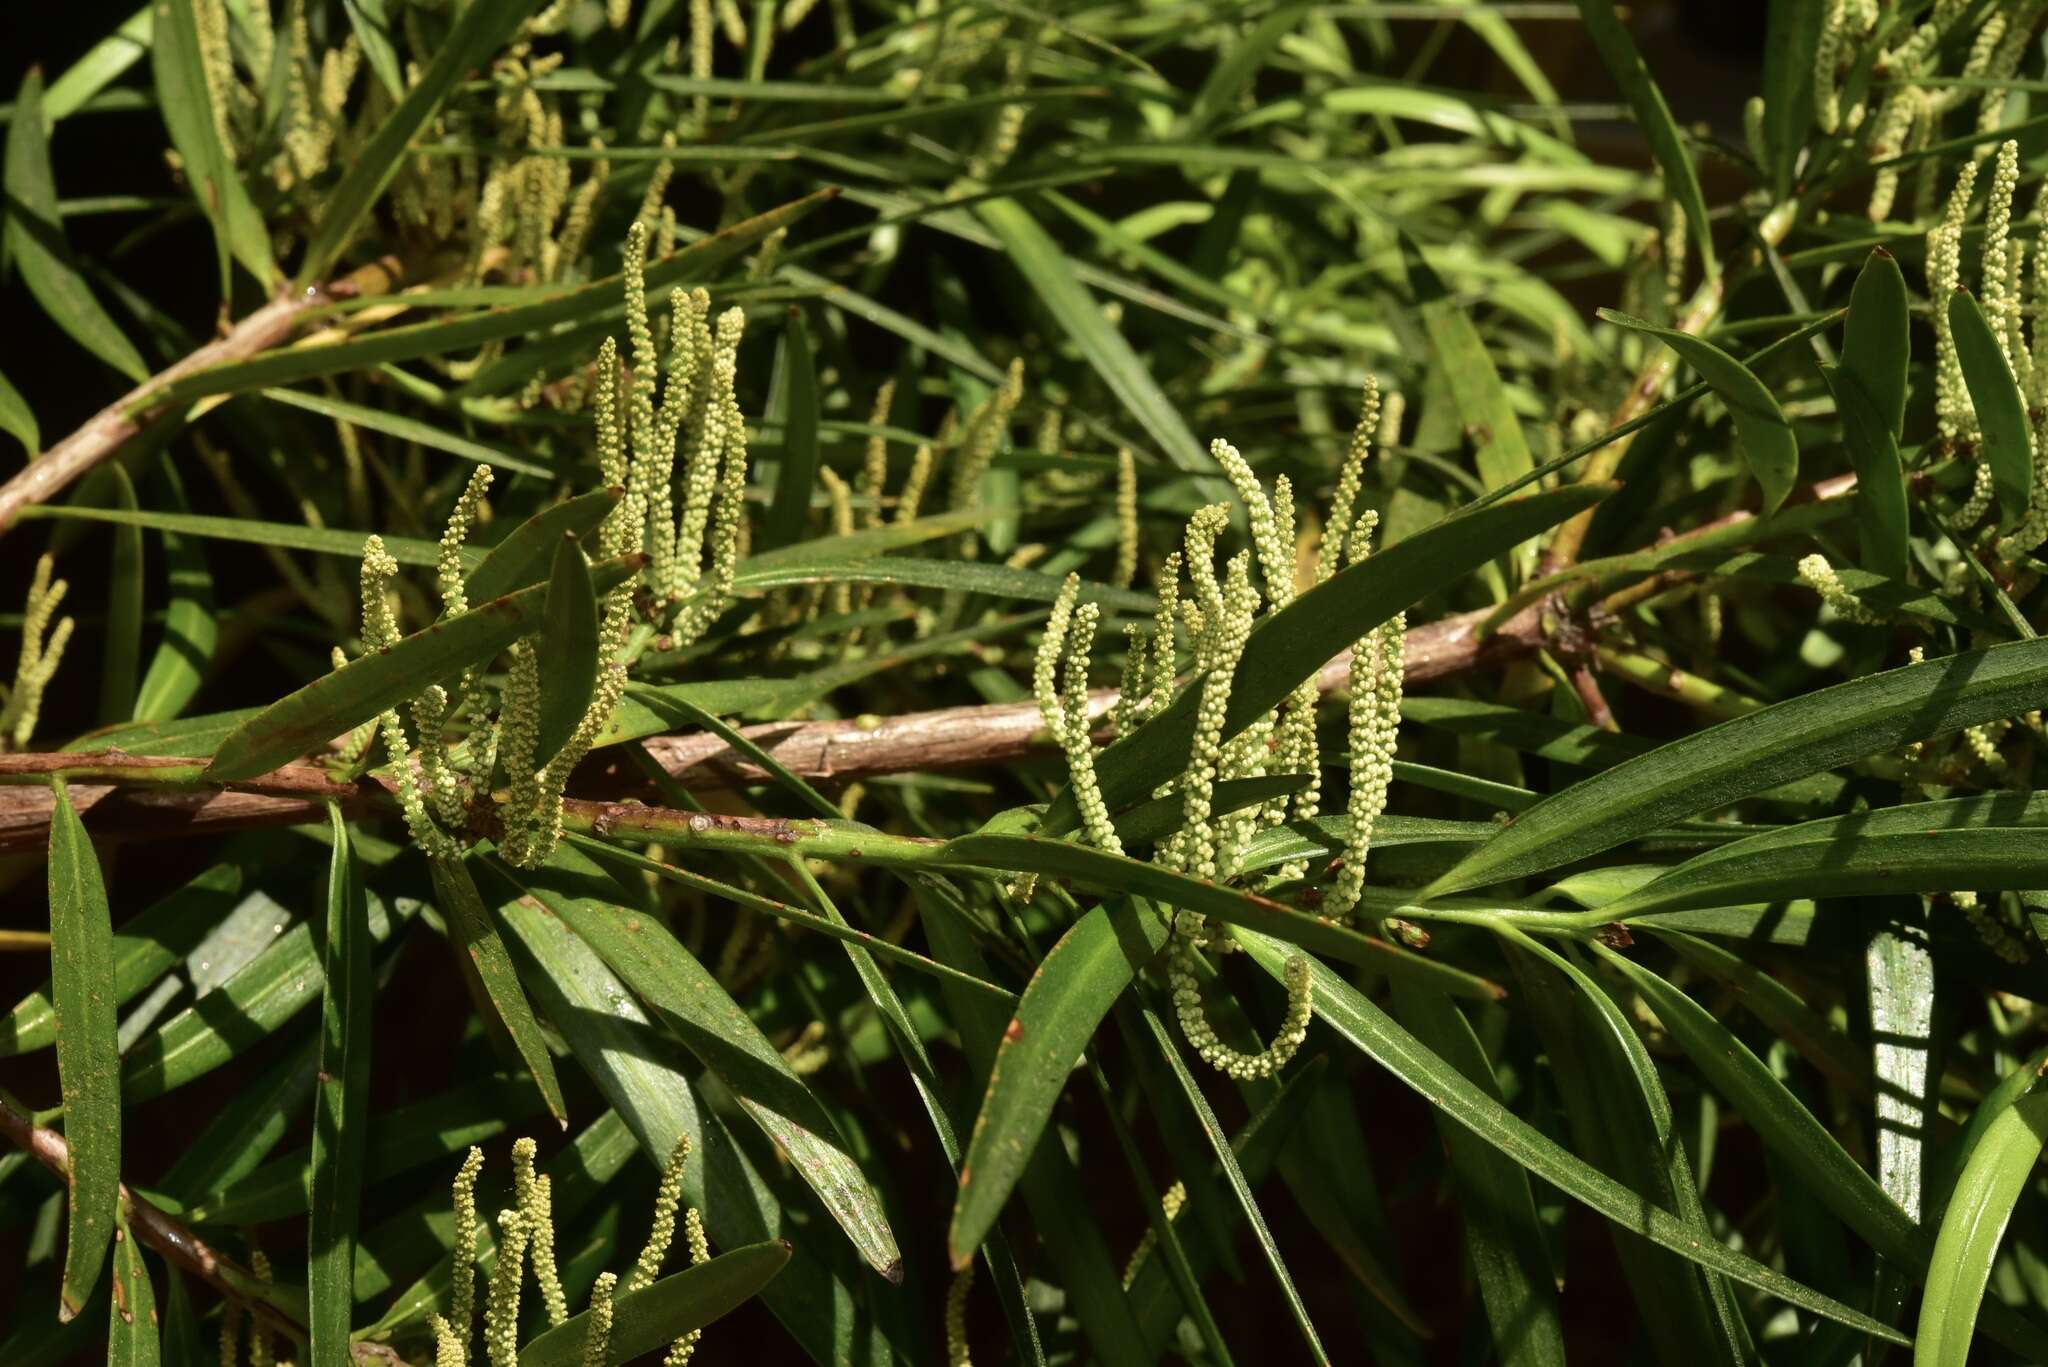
1232;929;1908;1343
1868;919;1935;1233
99;464;144;726
133;458;219;723
204;552;641;780
1507;933;1746;1362
298;0;546;283
340;0;405;100
1915;1093;2048;1366
761;309;821;551
732;555;1150;609
934;831;1500;998
1760;0;1822;198
1180;4;1306;138
496;892;889;1366
177;1073;544;1225
0;366;37;457
1653;930;1869;1097
1138;1008;1329;1366
427;854;568;1128
505;848;903;1279
1595;947;1921;1268
1947;288;2033;531
1406;237;1535;493
309;808;370;1367
916;886;1150;1365
1603;793;2048;916
0;863;241;1058
1601;309;1796;512
1573;0;1717;277
465;488;624;605
261;387;554;478
48;780;122;1320
1387;978;1565;1366
21;502;449;565
5;70;147;380
1842;248;1910;437
151;0;274;288
162;192;835;408
1043;483;1610;834
1428;637;2048;895
975;196;1231;504
1823;363;1910;580
516;1240;791;1367
533;539;600;768
122;894;412;1102
948;898;1169;1267
151;1034;319;1208
107;1212;159;1367
43;7;153;124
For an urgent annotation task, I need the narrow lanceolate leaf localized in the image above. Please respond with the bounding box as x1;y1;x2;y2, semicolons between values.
1824;363;1910;580
1043;483;1609;834
1595;948;1921;1269
1429;637;2048;895
5;71;147;380
1510;935;1745;1362
48;780;122;1320
975;197;1230;504
205;553;641;780
1604;792;2048;916
0;366;37;457
1948;289;2033;531
1601;309;1795;512
262;387;553;478
100;464;144;726
309;808;370;1367
1760;0;1822;198
464;488;623;605
297;0;546;283
496;895;874;1366
934;831;1500;999
1140;1009;1329;1367
122;894;413;1102
532;539;600;768
949;899;1171;1267
1843;248;1910;437
1233;931;1908;1343
427;855;567;1127
1573;0;1716;276
108;1213;159;1366
0;863;241;1058
515;1240;792;1367
134;459;218;723
761;309;821;552
1387;979;1565;1367
1406;237;1534;493
509;849;902;1279
160;192;838;408
1915;1093;2048;1367
151;0;274;288
1869;921;1935;1226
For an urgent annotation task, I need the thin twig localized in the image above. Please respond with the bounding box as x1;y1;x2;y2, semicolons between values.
0;256;406;539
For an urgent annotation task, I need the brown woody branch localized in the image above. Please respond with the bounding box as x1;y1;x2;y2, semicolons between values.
0;602;1546;851
0;1092;410;1363
0;257;407;539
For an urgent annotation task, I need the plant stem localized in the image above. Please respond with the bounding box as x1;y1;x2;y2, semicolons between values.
0;255;407;539
1541;198;1801;573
